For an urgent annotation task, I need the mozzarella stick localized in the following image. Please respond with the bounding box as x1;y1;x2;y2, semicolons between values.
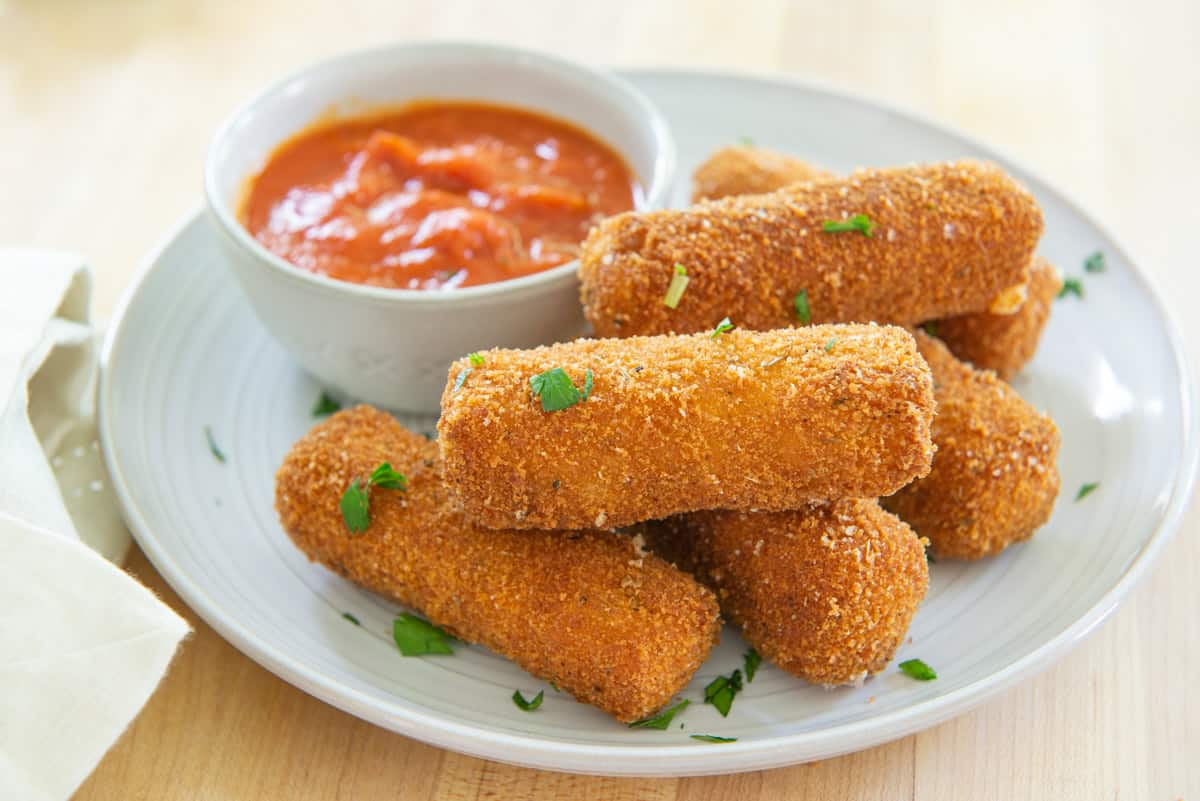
635;501;928;686
931;256;1062;379
582;160;1041;338
276;406;721;723
882;333;1060;560
691;145;835;202
438;325;935;530
687;148;1057;377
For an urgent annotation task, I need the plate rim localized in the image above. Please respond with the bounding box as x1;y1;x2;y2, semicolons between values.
98;66;1200;776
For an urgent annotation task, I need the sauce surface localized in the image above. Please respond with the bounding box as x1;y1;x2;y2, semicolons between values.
242;102;641;289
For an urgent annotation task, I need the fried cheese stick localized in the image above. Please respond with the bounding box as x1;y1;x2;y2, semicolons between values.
932;256;1062;379
275;406;721;722
691;145;836;202
688;147;1057;377
438;325;935;530
635;500;928;686
580;160;1042;338
882;333;1060;559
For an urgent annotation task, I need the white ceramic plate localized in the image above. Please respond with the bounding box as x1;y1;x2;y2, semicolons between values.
99;69;1197;776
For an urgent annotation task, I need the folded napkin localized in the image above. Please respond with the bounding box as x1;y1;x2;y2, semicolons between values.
0;251;189;801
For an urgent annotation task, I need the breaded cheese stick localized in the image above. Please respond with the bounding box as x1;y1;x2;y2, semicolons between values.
931;256;1062;379
635;501;928;686
580;159;1042;338
686;148;1058;378
438;325;935;530
691;145;835;202
276;406;721;723
882;333;1060;560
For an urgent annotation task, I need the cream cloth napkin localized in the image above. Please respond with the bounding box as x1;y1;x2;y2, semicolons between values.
0;250;189;801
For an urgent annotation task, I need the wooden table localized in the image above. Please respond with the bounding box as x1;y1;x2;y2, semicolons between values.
3;1;1196;797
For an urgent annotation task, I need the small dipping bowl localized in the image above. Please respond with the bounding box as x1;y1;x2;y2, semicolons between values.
205;41;675;412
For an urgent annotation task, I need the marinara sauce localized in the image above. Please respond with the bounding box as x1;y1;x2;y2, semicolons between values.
241;101;641;290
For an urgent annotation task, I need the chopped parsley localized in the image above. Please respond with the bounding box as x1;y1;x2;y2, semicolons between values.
340;462;408;533
1058;278;1084;299
737;136;754;147
898;658;937;681
1084;251;1105;273
1075;482;1100;501
530;367;592;412
822;214;875;237
629;699;689;730
922;321;938;337
743;649;761;683
312;391;341;417
703;669;743;717
711;317;735;339
793;289;811;324
452;368;471;393
342;612;361;625
512;690;544;712
204;425;226;463
824;337;837;353
663;263;690;308
392;613;453;656
468;351;485;366
691;734;737;743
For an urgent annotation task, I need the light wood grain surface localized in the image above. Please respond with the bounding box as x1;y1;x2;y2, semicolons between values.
2;1;1196;798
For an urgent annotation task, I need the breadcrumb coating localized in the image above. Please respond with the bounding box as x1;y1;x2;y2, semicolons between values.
438;325;935;530
275;406;721;722
580;159;1042;338
685;148;1056;377
635;501;928;686
691;145;835;202
882;333;1061;559
933;256;1062;379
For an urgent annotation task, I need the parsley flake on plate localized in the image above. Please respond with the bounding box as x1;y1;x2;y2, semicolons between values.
691;734;737;743
711;317;735;339
1075;482;1100;501
704;669;743;717
393;613;453;656
1084;251;1105;273
737;136;754;147
312;391;341;417
1058;278;1084;299
512;690;544;712
743;648;762;683
663;263;690;309
793;289;811;324
530;367;592;412
629;699;689;730
340;461;408;533
822;214;875;237
898;658;937;681
342;612;361;626
204;425;226;463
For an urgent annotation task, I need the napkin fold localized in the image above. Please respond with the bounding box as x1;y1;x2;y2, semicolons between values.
0;251;189;801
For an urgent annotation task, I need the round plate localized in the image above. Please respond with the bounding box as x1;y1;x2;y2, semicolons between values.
99;69;1197;776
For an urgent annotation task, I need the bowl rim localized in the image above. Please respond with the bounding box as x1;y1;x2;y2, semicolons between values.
203;40;676;305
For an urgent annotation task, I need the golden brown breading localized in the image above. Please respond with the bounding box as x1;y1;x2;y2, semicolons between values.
691;145;835;202
685;148;1057;378
882;333;1060;560
635;501;928;686
580;160;1043;338
438;325;935;530
275;406;720;723
932;256;1062;379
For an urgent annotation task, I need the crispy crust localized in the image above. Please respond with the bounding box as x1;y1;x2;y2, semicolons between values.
275;406;721;722
437;325;935;530
882;334;1061;559
933;256;1062;379
691;146;835;202
580;160;1042;338
636;501;928;686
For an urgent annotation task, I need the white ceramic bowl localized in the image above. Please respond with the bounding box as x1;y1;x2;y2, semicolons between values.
205;42;675;412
